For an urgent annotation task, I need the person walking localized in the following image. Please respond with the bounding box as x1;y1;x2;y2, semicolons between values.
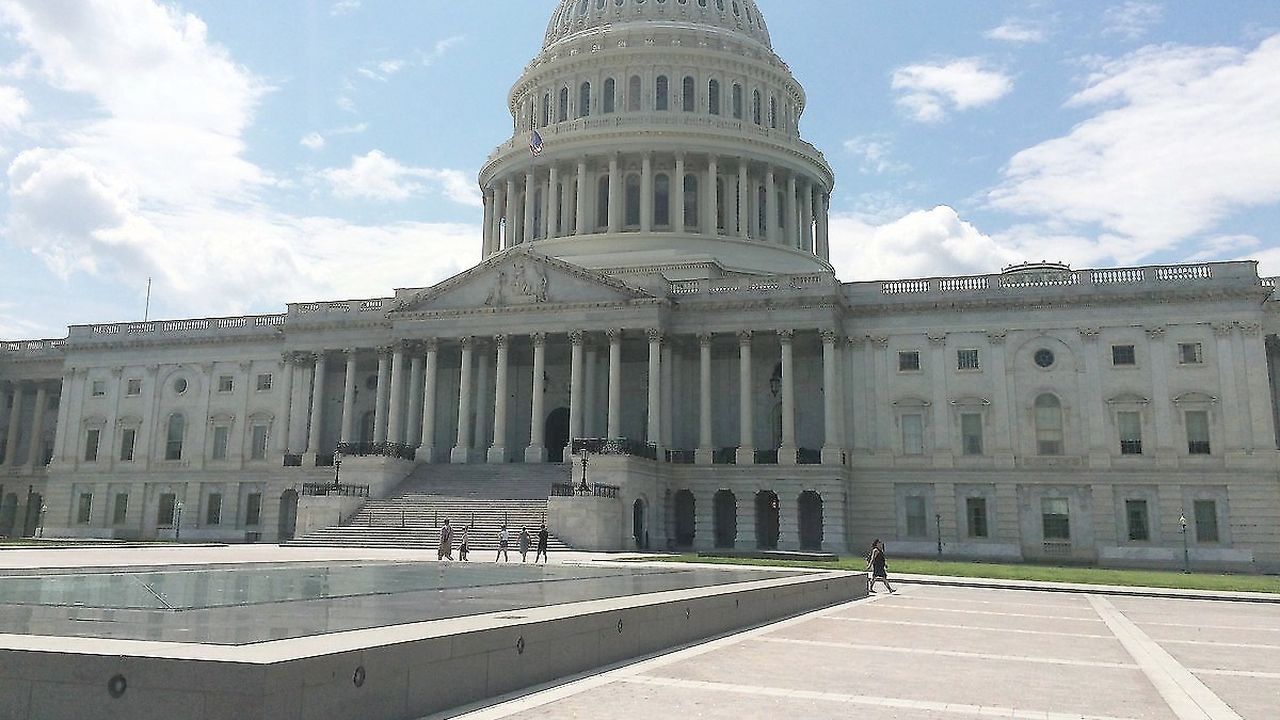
496;525;509;562
458;526;470;561
867;539;895;594
519;526;531;562
534;524;549;564
438;518;454;561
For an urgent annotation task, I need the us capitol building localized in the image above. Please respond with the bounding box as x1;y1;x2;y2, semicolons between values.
3;0;1279;571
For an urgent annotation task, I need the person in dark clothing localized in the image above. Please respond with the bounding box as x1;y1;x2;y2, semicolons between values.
867;539;895;594
534;524;549;563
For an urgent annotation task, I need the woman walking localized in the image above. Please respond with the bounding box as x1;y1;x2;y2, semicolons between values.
519;527;531;562
458;526;470;561
867;539;895;594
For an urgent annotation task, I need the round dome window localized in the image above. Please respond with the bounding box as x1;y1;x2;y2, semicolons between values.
174;377;189;395
1034;349;1055;368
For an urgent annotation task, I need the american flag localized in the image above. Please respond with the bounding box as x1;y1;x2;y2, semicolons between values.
529;130;544;156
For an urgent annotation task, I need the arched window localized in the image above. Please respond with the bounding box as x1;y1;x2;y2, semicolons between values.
579;81;591;118
558;87;569;122
683;174;699;230
1035;394;1064;456
165;413;185;461
770;95;778;128
532;189;543;239
708;79;721;115
654;173;671;227
628;75;641;111
682;76;695;112
596;176;610;231
732;83;743;119
625;174;641;227
541;92;550;127
603;78;615;114
655;75;669;111
715;177;726;232
752;90;762;125
757;185;767;236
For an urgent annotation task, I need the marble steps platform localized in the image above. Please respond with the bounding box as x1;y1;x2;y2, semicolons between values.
396;461;571;500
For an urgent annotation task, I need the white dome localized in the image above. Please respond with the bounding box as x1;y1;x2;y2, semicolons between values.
544;0;772;51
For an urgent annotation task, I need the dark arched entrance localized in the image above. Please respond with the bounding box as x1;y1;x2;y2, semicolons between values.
714;490;737;548
545;407;569;462
278;489;299;542
674;489;696;548
22;492;43;538
798;490;823;551
633;498;647;549
0;492;17;537
755;490;779;550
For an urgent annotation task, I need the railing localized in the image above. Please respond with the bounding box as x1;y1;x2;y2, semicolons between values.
283;454;304;467
301;482;370;498
1;339;67;355
666;272;837;298
571;437;657;460
1042;541;1073;557
665;449;696;464
1091;268;1144;285
796;447;822;465
335;442;417;461
881;279;930;295
290;298;389;317
551;482;621;499
75;314;286;340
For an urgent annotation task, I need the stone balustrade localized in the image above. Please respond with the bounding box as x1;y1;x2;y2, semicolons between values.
288;298;390;317
668;272;832;297
68;314;286;342
1;339;67;357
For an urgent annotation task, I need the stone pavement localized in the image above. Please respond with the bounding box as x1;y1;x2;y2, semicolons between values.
445;582;1280;720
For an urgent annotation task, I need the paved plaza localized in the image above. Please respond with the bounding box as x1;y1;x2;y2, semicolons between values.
450;581;1280;720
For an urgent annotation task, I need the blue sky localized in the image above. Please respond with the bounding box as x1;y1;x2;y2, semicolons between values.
1;0;1279;339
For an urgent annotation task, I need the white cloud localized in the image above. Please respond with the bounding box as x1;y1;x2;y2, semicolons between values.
357;58;405;82
320;150;478;207
330;0;360;17
0;84;29;129
300;132;325;151
891;58;1013;123
985;21;1047;44
419;36;464;67
828;206;1021;281
842;135;909;175
1103;2;1164;40
988;35;1280;261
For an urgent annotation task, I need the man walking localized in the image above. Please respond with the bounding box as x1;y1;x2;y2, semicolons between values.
534;524;550;564
495;524;509;562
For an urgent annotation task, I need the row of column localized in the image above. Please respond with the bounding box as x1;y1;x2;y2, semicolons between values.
482;153;831;260
1;380;56;469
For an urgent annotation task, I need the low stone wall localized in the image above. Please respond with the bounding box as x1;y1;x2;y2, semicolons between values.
547;495;623;550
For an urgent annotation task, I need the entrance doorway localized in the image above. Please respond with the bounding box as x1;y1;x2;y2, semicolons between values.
545;407;569;462
633;498;648;549
798;490;823;551
22;492;43;538
713;490;737;548
674;489;696;548
0;492;17;537
755;490;779;550
278;489;299;542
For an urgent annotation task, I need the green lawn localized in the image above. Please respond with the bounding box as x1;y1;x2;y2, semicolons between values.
658;554;1280;594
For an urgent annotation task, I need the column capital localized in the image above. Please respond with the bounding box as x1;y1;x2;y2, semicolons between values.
776;329;794;342
493;334;508;348
341;347;360;357
458;336;474;350
110;366;124;377
646;328;663;343
1211;323;1234;337
697;332;714;347
820;330;840;345
927;333;947;346
737;330;753;345
398;339;424;354
846;335;866;348
530;332;547;347
1145;325;1167;340
606;328;623;342
870;336;889;348
1236;321;1262;336
423;337;440;352
569;330;585;346
376;344;396;356
1076;328;1099;343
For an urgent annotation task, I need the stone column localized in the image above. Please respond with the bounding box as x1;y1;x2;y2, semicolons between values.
27;384;46;467
765;167;778;244
816;192;830;261
492;184;506;253
277;354;297;455
607;154;621;233
737;159;749;238
452;337;474;463
697;332;713;464
785;173;799;249
583;345;599;436
568;331;584;456
505;177;519;248
547;165;560;239
821;331;841;463
779;330;797;464
737;331;755;464
489;335;510;463
607;329;623;438
481;187;495;256
564;170;576;236
674;153;686;232
575;160;589;236
929;333;949;460
473;343;491;450
372;347;391;444
1146;326;1175;455
661;339;675;449
340;349;358;444
49;372;72;466
1212;324;1242;452
705;154;718;235
386;344;407;445
522;170;536;244
3;382;22;466
406;348;425;448
417;339;440;462
640;152;653;233
526;333;548;462
304;352;328;459
801;180;815;253
646;329;662;447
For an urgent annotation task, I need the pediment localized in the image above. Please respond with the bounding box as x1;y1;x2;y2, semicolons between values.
392;248;654;313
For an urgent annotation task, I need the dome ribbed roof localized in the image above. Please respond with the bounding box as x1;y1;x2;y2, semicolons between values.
544;0;772;51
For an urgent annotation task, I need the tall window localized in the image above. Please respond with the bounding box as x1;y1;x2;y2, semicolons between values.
1186;410;1211;454
77;493;92;524
1042;497;1070;540
957;349;980;371
165;414;185;461
112;493;128;525
769;95;777;128
752;90;761;124
245;493;262;526
901;414;924;455
966;497;988;538
1117;411;1143;455
558;87;569;122
540;92;550;127
1112;344;1136;366
960;413;983;456
682;174;699;229
715;178;726;231
905;496;927;537
119;428;136;462
206;493;223;526
84;428;100;462
654;173;670;226
158;492;176;526
708;79;721;115
250;425;268;461
1034;395;1064;455
757;185;767;234
732;83;743;119
628;75;641;111
625;174;641;226
1193;499;1219;542
579;81;591;117
1126;500;1150;541
602;78;615;113
211;426;230;461
597;176;610;230
898;351;921;372
682;76;695;112
1178;342;1203;365
655;75;669;111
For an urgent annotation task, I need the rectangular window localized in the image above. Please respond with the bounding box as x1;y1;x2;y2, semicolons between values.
905;496;927;537
119;428;136;462
250;425;269;461
901;414;924;455
1177;342;1203;365
84;429;100;462
956;348;980;371
125;378;142;396
91;380;106;397
245;493;262;526
206;493;222;526
1111;345;1136;366
112;493;128;525
211;426;230;461
158;493;176;526
1193;500;1219;543
966;497;988;538
960;413;983;456
77;493;92;524
255;373;272;392
898;351;921;372
1126;499;1150;541
1186;411;1211;454
1042;497;1071;540
218;375;234;393
1117;411;1143;455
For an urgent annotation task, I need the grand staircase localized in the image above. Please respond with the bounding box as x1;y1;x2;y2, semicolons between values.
287;462;573;552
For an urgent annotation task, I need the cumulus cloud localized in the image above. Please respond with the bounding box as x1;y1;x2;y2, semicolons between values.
828;206;1021;281
419;36;464;67
320;150;479;207
300;132;325;150
988;35;1280;261
891;58;1013;123
985;21;1047;44
1103;2;1164;40
842;136;909;175
330;0;360;17
0;84;29;129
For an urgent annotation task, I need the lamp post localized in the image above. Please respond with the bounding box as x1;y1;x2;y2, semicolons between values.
174;500;184;541
1179;511;1190;574
333;449;342;489
37;504;47;538
577;451;591;495
935;513;943;556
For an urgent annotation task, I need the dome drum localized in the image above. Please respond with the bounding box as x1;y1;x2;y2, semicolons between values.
545;0;774;52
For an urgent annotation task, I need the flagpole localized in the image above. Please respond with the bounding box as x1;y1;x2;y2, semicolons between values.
144;277;152;321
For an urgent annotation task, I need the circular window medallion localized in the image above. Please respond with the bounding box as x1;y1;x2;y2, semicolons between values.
173;377;188;395
1034;349;1055;368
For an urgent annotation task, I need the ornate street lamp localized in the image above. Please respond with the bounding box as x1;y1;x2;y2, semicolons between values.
174;500;184;541
577;451;591;495
935;513;943;556
37;504;47;538
333;449;342;489
1179;511;1190;574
